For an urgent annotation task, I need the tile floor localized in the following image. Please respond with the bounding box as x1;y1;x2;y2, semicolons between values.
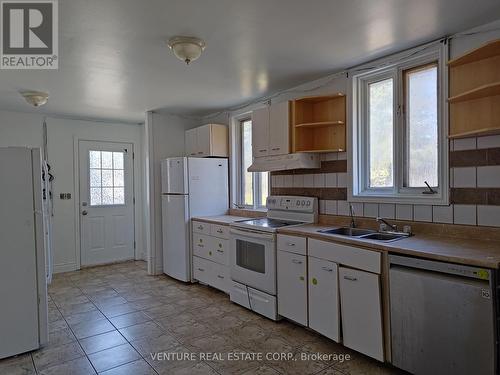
0;261;406;374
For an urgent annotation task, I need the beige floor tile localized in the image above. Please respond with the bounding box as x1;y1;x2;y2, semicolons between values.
65;310;106;326
32;341;85;371
99;359;156;375
70;318;116;339
130;333;181;357
143;302;186;320
47;327;76;347
37;356;95;375
100;302;138;318
0;353;36;375
118;321;165;342
265;349;332;375
58;302;97;316
48;318;69;333
109;311;151;329
239;364;281;375
79;330;127;355
87;343;140;373
169;320;215;342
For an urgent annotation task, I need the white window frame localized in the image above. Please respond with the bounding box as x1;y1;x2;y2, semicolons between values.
349;42;449;205
233;114;269;210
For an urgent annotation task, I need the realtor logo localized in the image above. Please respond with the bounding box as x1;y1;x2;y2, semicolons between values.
1;0;58;69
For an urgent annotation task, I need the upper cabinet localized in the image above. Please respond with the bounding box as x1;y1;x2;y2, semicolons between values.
291;94;346;153
185;124;228;157
252;101;291;157
448;39;500;138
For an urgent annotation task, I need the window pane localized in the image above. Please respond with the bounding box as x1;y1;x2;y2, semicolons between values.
90;188;102;206
406;65;438;187
242;120;253;206
89;151;101;168
113;152;124;169
101;151;113;169
113;187;124;204
369;78;394;188
90;169;101;187
113;170;124;187
102;170;113;187
260;172;268;207
102;188;113;205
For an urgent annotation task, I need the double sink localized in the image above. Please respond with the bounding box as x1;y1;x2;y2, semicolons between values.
318;227;407;242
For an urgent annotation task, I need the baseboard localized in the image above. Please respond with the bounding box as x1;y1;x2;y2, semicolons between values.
53;262;78;273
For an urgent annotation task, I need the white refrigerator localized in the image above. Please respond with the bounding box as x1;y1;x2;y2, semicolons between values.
0;147;49;359
161;157;228;282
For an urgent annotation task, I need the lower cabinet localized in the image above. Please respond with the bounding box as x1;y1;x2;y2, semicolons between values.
193;256;230;293
339;267;384;361
308;256;340;342
277;250;307;326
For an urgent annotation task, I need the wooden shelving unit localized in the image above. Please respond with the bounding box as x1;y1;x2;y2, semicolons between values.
291;94;346;152
448;39;500;138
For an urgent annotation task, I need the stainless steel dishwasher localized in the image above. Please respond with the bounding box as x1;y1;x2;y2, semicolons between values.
389;254;497;375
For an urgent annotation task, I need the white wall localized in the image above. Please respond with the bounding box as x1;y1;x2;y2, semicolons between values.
0;109;145;273
144;111;195;275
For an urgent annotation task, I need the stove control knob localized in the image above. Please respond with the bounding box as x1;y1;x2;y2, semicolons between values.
306;201;311;206
296;200;300;206
301;200;305;206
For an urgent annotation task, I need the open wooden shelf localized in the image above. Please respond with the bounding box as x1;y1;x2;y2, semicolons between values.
294;120;344;128
448;39;500;138
448;39;500;67
448;82;500;103
291;93;346;153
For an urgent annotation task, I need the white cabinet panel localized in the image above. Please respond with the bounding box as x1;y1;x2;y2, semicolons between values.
339;267;384;361
192;220;210;235
252;107;270;157
269;101;290;155
192;233;211;260
277;251;307;326
211;237;229;266
193;256;229;293
196;124;211;157
308;239;381;274
210;224;230;239
185;128;198;157
277;234;306;255
308;257;340;342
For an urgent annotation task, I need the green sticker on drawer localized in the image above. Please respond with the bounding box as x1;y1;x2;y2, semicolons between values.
209;251;212;256
476;269;489;280
299;276;304;281
312;278;318;285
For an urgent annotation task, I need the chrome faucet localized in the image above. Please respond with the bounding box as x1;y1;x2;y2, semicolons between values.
376;217;397;232
349;204;356;228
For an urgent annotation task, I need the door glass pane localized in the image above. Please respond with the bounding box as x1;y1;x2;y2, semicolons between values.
88;150;126;206
369;78;394;188
236;239;265;273
241;119;254;206
406;65;438;187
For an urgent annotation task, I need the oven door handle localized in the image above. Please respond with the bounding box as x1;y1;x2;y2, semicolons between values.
230;228;275;241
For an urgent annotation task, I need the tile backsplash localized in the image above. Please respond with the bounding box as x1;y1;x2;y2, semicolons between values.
271;135;500;227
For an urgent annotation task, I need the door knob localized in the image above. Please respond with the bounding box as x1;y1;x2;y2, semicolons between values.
82;210;88;216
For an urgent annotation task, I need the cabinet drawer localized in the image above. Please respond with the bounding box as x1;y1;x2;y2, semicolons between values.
192;221;210;235
192;233;212;260
211;262;230;293
308;239;381;274
193;256;229;294
277;235;306;255
211;224;229;239
210;238;229;266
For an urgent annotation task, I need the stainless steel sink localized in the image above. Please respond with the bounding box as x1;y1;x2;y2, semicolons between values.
318;227;376;237
360;232;406;242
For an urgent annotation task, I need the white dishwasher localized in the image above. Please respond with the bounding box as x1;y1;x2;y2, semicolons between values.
389;254;496;375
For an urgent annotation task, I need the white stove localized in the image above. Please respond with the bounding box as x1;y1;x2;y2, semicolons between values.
229;196;317;320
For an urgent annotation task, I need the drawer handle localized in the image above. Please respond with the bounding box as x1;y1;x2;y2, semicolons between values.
217;249;224;253
217;275;224;279
198;244;204;248
322;267;333;272
190;153;196;156
286;243;296;246
343;275;357;281
217;229;223;233
271;147;280;151
197;268;205;272
197;225;203;230
259;149;267;152
292;259;303;264
197;151;203;154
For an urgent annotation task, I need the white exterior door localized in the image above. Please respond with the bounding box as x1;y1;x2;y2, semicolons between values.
79;141;135;266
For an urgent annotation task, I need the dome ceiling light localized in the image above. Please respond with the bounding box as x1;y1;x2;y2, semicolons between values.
20;91;49;107
167;36;206;65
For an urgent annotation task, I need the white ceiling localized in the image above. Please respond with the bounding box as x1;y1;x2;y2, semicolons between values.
1;0;500;123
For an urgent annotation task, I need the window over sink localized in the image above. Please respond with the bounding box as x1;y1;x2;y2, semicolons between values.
350;43;448;205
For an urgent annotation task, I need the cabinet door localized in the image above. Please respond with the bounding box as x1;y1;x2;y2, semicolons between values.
308;257;340;342
196;124;211;157
185;128;198;156
269;101;290;155
339;267;384;361
277;251;307;325
252;107;269;157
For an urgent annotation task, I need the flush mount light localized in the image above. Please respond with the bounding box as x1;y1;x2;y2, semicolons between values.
167;36;205;65
20;91;49;107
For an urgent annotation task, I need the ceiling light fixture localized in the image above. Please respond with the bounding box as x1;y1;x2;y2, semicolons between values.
167;36;205;65
20;91;49;107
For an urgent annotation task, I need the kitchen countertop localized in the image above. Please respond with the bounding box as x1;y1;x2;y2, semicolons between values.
278;224;500;269
192;215;254;225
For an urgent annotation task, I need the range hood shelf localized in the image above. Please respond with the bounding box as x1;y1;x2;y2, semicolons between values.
248;152;320;172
